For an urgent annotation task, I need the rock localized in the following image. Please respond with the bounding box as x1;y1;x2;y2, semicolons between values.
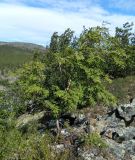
117;103;135;122
16;99;135;159
123;151;132;160
96;99;135;159
105;139;125;160
72;126;85;135
47;120;57;128
93;119;107;134
131;98;135;106
0;85;6;91
130;155;135;160
78;148;106;160
60;129;70;136
115;126;135;141
52;144;65;153
123;140;135;155
16;111;46;128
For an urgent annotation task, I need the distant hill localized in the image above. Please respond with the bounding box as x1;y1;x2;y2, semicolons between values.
0;42;46;71
0;42;46;51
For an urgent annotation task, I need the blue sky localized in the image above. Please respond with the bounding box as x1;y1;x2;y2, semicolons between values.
0;0;135;46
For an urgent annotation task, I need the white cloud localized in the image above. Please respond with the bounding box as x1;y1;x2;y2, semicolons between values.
0;1;134;45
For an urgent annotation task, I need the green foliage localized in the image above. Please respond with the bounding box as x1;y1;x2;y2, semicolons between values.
9;23;135;117
43;27;118;115
14;60;49;115
84;132;107;149
0;121;53;160
77;26;117;106
1;22;135;160
14;27;123;117
0;113;75;160
0;91;12;119
115;22;134;46
0;79;9;87
115;22;135;76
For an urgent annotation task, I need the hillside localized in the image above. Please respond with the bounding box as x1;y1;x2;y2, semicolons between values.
0;42;46;51
0;25;135;160
0;42;46;70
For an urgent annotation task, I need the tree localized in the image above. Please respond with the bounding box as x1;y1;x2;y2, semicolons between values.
13;26;131;117
115;22;134;47
115;22;135;76
50;32;59;53
43;27;117;115
14;59;49;115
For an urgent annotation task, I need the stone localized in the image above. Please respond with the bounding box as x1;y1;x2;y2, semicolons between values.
97;99;135;159
123;140;135;155
0;85;6;91
117;104;135;122
60;129;70;136
130;155;135;160
52;144;65;153
47;120;57;128
78;148;106;160
115;127;135;141
106;139;125;160
132;99;135;106
16;111;46;128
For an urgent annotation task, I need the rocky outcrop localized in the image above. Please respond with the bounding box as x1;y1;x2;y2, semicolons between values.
96;98;135;160
16;99;135;159
77;98;135;159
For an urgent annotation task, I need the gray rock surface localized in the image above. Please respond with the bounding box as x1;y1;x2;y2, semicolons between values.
16;111;46;128
78;148;106;160
97;99;135;159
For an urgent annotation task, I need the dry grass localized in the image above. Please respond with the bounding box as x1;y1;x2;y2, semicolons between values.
108;76;135;104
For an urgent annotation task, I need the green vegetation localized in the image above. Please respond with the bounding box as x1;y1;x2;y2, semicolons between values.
14;60;49;115
84;132;107;148
0;22;135;159
0;45;33;70
15;26;123;117
108;75;135;104
0;118;71;160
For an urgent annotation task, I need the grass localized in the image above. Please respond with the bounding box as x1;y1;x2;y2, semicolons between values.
108;76;135;104
0;79;9;87
84;132;107;149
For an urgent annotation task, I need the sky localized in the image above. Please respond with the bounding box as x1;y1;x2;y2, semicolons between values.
0;0;135;46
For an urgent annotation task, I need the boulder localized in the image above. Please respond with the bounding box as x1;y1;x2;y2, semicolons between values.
117;103;135;122
16;111;46;128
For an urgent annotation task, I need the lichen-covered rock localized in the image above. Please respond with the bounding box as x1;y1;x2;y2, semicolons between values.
105;139;125;159
16;111;46;128
95;98;135;159
78;148;105;160
117;103;135;122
